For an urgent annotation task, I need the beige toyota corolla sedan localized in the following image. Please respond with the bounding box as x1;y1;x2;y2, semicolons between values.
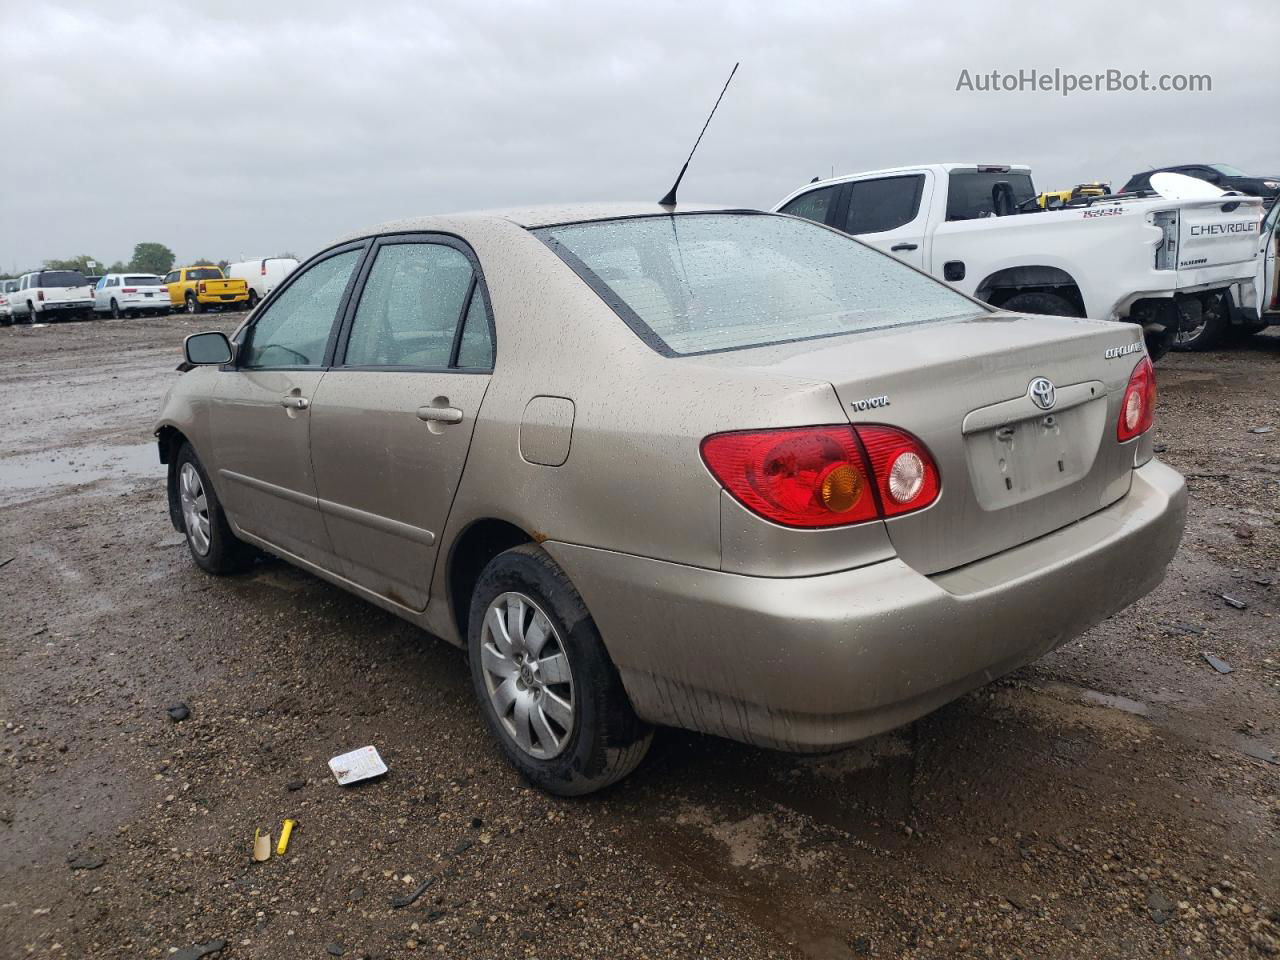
155;203;1186;795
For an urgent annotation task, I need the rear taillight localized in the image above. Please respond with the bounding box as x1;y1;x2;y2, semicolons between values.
1117;356;1157;442
38;290;45;301
261;261;268;275
700;425;939;529
197;281;207;293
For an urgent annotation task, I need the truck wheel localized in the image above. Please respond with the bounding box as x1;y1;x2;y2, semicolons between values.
468;544;652;796
185;292;202;315
1000;291;1083;318
24;302;36;324
1173;294;1227;352
247;290;259;309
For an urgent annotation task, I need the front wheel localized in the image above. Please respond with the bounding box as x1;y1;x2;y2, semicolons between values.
468;545;652;796
185;293;202;315
173;444;254;575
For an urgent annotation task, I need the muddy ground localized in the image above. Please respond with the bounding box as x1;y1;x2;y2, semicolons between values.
0;315;1277;960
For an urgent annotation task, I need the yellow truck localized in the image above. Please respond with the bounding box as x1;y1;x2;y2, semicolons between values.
163;266;250;314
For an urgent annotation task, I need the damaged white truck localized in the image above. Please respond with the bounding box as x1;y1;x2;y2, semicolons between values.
774;163;1265;359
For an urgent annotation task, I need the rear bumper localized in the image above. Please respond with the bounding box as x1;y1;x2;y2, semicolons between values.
196;292;248;305
545;459;1187;752
38;300;93;313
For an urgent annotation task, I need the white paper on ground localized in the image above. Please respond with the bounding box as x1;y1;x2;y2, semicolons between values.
328;745;388;786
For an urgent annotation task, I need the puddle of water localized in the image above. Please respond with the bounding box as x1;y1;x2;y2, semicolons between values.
0;442;160;506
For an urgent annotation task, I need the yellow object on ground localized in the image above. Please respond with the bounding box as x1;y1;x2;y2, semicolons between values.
276;819;296;856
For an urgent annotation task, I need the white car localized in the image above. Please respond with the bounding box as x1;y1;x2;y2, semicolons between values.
93;273;172;318
9;270;95;322
0;279;18;324
227;256;299;309
774;163;1265;357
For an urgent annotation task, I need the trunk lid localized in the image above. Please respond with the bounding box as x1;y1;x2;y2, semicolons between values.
198;277;248;295
43;285;92;303
711;313;1146;575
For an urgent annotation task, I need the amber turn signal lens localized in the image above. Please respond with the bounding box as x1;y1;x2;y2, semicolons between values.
818;463;864;514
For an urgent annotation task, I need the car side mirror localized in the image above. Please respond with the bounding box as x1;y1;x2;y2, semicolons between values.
184;331;233;366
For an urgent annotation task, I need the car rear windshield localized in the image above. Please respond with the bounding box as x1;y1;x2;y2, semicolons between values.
945;171;1037;220
37;271;87;288
188;268;222;280
536;213;981;356
125;275;159;285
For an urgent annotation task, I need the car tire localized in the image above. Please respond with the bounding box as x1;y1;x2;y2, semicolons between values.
173;443;255;575
467;544;652;796
247;290;259;309
1172;294;1228;352
110;298;122;319
185;293;202;315
24;302;36;324
1000;291;1083;318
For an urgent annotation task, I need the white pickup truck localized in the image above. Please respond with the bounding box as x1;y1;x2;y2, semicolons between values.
773;163;1265;358
8;269;96;323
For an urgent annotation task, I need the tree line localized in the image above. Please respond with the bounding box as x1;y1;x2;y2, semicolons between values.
4;244;298;280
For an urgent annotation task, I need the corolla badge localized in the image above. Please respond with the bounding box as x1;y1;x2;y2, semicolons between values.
1028;377;1056;410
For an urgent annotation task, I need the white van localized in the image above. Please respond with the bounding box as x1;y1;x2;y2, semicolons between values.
227;257;299;308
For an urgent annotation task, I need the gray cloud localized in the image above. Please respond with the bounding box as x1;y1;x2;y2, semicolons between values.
1;0;1276;271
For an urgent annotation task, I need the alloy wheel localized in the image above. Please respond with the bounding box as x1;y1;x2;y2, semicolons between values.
179;462;212;556
479;592;576;759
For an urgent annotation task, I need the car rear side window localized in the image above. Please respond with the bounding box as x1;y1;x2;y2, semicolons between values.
454;287;494;369
37;271;87;288
343;243;476;369
538;213;981;356
188;268;222;280
778;184;839;225
242;250;361;368
844;176;924;234
945;171;1036;220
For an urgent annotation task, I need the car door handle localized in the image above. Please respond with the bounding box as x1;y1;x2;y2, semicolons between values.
280;396;310;410
417;405;463;424
891;242;919;252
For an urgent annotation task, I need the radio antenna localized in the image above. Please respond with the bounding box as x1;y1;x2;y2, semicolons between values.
659;62;739;208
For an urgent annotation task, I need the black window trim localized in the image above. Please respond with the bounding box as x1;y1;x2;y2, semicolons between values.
329;232;497;375
233;239;371;372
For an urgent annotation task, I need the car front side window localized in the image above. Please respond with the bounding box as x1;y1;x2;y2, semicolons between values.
342;242;478;369
845;176;925;235
242;249;361;369
779;184;839;225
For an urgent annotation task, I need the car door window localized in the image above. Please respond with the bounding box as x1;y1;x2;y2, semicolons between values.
343;243;476;369
778;184;839;225
454;286;494;369
242;249;361;369
844;176;924;234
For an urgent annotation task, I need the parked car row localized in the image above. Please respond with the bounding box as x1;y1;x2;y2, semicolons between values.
0;257;298;324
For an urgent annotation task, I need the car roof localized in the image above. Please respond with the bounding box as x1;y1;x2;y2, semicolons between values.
341;202;752;242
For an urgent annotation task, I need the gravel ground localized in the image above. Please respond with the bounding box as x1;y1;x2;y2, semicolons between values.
0;315;1277;960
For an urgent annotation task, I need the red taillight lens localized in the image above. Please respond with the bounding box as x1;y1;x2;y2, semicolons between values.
1116;356;1156;441
701;425;939;528
197;281;207;293
856;425;942;517
261;262;268;275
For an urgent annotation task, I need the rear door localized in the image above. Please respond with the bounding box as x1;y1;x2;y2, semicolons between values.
307;235;496;611
208;244;365;567
1260;200;1280;316
835;173;931;268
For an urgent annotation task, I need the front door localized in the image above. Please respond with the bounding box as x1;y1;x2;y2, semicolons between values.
307;237;496;611
209;245;365;567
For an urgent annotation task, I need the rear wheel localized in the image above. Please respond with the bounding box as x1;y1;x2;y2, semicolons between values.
110;298;122;319
468;544;652;795
247;289;259;309
1173;294;1228;352
185;292;202;315
174;443;254;575
1000;291;1083;318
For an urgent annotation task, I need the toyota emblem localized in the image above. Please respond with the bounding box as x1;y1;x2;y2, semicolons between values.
1028;377;1056;410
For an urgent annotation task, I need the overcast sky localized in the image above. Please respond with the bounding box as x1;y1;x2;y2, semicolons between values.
1;0;1276;272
